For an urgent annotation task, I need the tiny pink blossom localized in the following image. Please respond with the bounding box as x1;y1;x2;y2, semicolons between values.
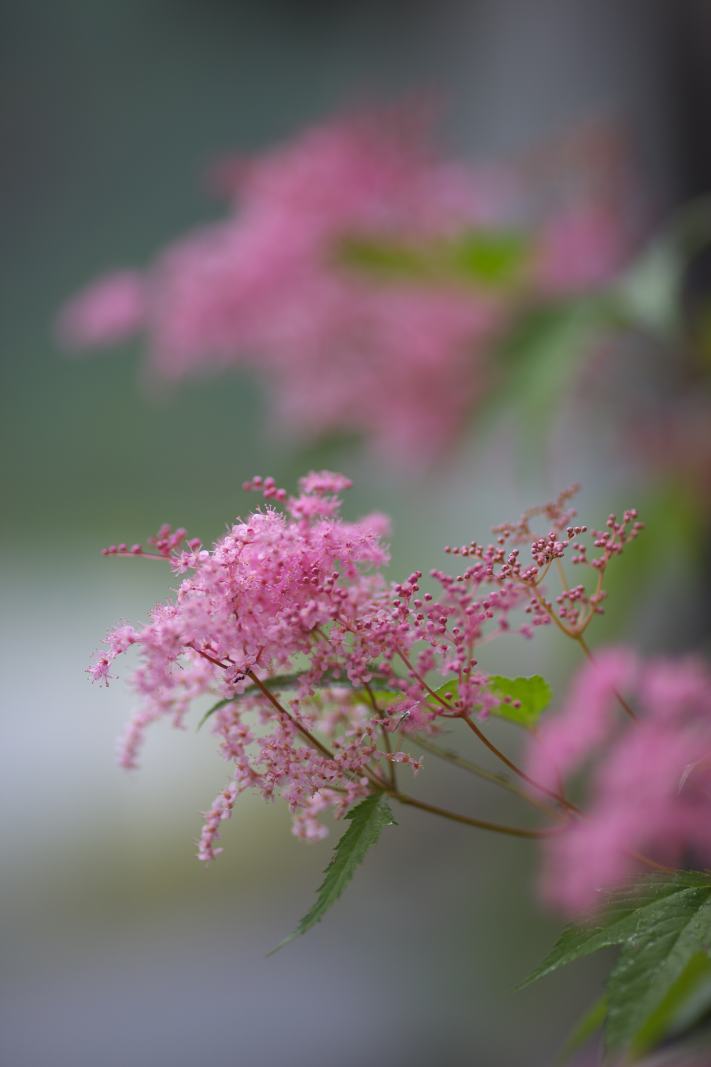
90;479;638;857
87;657;112;686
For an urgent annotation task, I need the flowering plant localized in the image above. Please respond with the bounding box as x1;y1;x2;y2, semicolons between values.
65;99;711;1065
89;471;711;1059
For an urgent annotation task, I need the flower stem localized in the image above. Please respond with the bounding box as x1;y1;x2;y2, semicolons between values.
396;645;576;813
245;670;335;760
462;716;579;814
361;679;397;788
409;734;560;817
390;791;552;839
244;669;390;791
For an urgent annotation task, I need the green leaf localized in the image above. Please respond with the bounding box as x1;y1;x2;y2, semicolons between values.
487;675;552;728
429;674;552;728
606;890;711;1054
522;875;711;988
430;679;459;706
451;229;530;286
271;793;396;952
349;688;406;709
338;228;530;289
523;874;711;1059
560;994;607;1063
626;951;711;1055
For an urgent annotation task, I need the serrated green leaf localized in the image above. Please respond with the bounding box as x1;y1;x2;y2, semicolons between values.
628;951;711;1056
560;994;607;1063
429;674;552;728
271;793;396;953
522;875;711;988
606;889;711;1054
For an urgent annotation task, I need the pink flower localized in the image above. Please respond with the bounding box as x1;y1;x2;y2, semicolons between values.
90;480;641;858
530;650;711;915
534;202;628;295
59;106;635;467
58;271;146;349
527;648;636;792
56;107;511;466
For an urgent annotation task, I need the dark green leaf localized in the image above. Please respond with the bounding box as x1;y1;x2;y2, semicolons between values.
523;874;711;1059
430;679;458;706
522;875;711;988
627;951;711;1056
271;793;396;952
606;890;711;1054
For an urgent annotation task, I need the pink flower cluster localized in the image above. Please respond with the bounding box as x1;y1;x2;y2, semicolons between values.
89;474;641;861
60;105;629;466
530;650;711;916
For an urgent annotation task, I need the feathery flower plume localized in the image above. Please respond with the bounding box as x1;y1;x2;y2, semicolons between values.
60;106;629;466
89;476;642;858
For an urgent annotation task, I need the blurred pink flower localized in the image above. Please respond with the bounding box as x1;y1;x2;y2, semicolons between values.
58;270;146;349
529;651;711;915
527;647;636;793
61;106;633;466
534;202;628;295
60;108;518;465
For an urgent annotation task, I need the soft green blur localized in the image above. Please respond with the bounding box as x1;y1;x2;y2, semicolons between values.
1;3;702;1065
